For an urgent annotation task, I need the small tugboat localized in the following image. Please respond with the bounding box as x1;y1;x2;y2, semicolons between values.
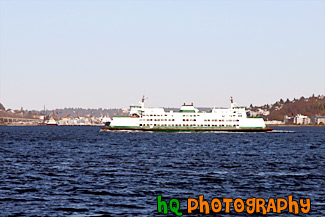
101;96;273;133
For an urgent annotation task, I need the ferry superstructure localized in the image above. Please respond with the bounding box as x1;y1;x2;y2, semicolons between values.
103;97;272;132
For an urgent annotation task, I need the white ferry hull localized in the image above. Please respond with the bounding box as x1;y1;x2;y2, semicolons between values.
101;126;272;132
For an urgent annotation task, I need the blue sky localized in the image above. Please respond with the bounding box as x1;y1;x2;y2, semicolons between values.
0;0;324;110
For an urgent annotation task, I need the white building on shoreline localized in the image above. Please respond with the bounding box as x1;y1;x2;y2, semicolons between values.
294;114;310;125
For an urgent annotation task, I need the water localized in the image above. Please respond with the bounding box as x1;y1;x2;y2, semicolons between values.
0;126;324;216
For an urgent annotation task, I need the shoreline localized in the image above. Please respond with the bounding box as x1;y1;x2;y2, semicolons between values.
267;124;324;127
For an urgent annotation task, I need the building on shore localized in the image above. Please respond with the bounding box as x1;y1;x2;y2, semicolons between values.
247;108;270;117
294;114;310;125
311;115;325;125
265;120;284;125
284;115;294;124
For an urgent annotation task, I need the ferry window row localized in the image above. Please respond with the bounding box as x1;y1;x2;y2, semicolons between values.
142;114;168;117
139;124;240;127
182;115;200;117
204;119;240;122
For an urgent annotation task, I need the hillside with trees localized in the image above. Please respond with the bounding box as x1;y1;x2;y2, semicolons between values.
250;94;325;121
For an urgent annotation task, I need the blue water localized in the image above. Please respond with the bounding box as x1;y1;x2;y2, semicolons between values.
0;126;324;216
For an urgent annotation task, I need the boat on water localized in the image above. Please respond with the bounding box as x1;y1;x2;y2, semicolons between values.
46;117;58;126
101;97;272;132
101;116;112;127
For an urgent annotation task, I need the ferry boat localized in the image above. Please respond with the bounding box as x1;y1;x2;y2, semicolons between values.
101;97;272;132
